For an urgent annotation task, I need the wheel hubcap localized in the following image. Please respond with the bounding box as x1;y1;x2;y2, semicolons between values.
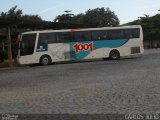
43;57;49;65
112;53;118;59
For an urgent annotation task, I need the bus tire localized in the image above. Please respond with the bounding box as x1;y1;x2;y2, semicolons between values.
109;50;120;60
40;55;52;65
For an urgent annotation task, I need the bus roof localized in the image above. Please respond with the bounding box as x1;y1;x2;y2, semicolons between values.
21;25;142;34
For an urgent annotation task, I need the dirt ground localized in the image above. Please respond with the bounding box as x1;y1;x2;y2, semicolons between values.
0;59;16;68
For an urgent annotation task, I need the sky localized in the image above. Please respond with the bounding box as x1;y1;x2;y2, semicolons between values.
0;0;160;24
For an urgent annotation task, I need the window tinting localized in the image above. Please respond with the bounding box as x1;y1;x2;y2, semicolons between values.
74;31;92;42
20;33;36;56
38;28;140;44
56;32;74;43
39;33;56;44
109;29;124;39
92;30;109;40
124;28;140;39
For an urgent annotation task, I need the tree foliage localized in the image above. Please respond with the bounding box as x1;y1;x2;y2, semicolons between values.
0;5;42;21
54;7;120;27
125;13;160;42
83;8;119;27
54;10;74;23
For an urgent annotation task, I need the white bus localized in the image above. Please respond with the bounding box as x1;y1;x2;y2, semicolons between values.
17;25;144;65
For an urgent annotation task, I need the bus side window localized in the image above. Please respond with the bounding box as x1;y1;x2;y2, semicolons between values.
74;31;92;42
124;29;132;39
63;32;74;43
56;33;61;43
92;31;101;40
92;31;109;40
47;33;56;43
56;32;74;43
109;29;124;40
39;33;56;44
38;33;47;45
132;28;140;38
124;28;140;39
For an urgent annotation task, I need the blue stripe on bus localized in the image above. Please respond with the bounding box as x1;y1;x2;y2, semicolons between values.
68;39;128;60
94;39;128;49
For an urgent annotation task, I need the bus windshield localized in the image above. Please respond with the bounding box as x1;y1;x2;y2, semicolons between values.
20;33;36;56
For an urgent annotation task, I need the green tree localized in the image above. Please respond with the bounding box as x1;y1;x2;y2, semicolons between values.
72;13;85;23
83;7;119;27
54;7;120;27
54;10;74;23
0;5;42;21
22;14;42;21
0;6;22;19
125;12;160;48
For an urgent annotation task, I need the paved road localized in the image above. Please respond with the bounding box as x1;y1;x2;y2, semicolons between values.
0;50;160;114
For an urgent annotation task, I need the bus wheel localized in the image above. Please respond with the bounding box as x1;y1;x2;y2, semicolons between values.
109;50;120;60
40;55;52;65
